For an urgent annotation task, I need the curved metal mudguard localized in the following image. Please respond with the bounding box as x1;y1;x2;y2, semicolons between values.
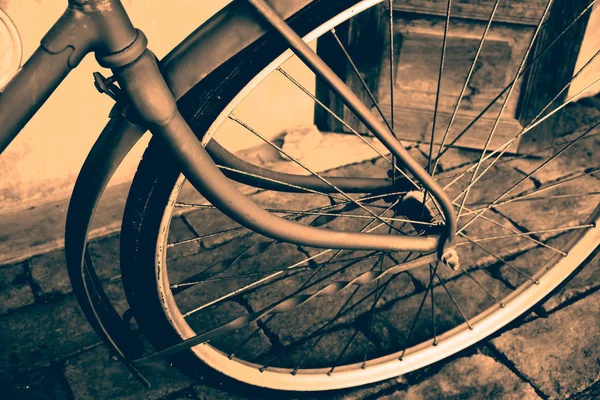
65;0;313;381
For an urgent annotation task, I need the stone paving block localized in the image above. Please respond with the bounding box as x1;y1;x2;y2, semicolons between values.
189;361;403;400
370;270;508;352
443;164;535;208
183;300;273;362
498;175;600;242
542;251;599;312
492;234;571;293
0;294;98;378
64;345;190;400
512;156;579;187
0;262;35;315
492;290;600;399
379;353;540;400
511;125;599;184
0;367;71;400
29;235;123;300
191;383;263;400
507;111;600;184
571;379;600;400
87;234;122;279
418;144;481;173
458;212;535;269
184;207;252;250
307;377;403;400
263;326;373;370
29;249;72;299
167;216;202;260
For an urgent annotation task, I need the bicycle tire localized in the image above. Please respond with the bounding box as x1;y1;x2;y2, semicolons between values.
120;0;600;391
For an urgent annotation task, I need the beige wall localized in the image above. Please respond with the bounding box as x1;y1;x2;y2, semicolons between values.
568;1;600;99
0;0;317;215
0;1;222;213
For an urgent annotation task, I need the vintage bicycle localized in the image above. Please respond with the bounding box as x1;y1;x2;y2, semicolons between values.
0;0;598;392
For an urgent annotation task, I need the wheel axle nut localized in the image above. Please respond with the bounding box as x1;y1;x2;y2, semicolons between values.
441;248;460;271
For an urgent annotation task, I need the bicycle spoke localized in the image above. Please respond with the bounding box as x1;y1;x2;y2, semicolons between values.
465;169;600;219
293;269;406;373
399;261;439;360
179;248;331;315
228;314;275;359
291;284;363;374
387;0;395;134
445;101;600;220
458;119;600;235
168;198;423;249
456;0;555;221
169;201;350;248
180;196;401;315
229;113;406;233
458;265;504;307
261;235;401;371
426;0;452;175
458;224;594;246
173;252;390;288
433;130;600;184
447;71;600;205
431;0;500;175
433;268;473;330
357;252;413;369
433;0;597;160
387;0;403;191
430;263;437;345
288;244;402;372
329;28;394;135
458;203;566;256
276;67;421;189
459;233;538;284
327;256;390;375
464;193;600;208
168;225;249;249
421;0;452;223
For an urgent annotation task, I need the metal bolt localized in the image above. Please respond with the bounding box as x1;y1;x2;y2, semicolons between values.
441;248;460;271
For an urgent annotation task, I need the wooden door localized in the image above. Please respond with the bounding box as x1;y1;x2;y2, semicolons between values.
315;0;593;153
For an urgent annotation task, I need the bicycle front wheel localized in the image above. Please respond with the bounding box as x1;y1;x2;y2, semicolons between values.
121;0;600;391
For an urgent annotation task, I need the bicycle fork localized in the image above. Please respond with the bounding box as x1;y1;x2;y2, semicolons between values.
106;0;459;366
110;2;458;262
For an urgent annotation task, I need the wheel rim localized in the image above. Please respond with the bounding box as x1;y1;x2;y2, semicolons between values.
148;0;600;390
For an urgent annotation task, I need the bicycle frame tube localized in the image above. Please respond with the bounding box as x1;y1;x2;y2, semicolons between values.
0;0;139;153
115;5;456;255
114;49;443;253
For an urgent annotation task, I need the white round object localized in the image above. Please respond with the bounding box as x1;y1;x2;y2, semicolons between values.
0;8;22;90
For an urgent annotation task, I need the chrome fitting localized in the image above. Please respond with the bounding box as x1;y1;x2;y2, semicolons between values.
441;248;460;271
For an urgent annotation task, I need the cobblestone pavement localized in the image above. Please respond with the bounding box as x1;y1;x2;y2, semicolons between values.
1;98;600;399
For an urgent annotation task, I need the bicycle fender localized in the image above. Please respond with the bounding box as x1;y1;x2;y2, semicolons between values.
64;114;146;365
64;0;315;372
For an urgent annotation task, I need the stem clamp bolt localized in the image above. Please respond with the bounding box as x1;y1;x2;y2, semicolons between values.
93;72;122;102
441;248;460;271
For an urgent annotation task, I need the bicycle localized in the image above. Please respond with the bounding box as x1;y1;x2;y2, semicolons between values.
0;0;598;392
